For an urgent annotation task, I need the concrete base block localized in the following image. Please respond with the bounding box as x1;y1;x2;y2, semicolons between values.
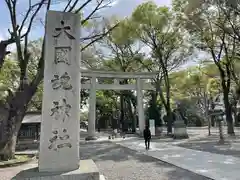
173;125;189;139
85;136;98;141
13;159;100;180
173;134;189;139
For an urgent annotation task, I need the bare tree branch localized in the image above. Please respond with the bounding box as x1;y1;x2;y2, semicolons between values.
0;38;15;69
19;1;45;34
21;0;45;39
81;23;119;51
80;0;112;25
64;0;73;11
73;0;92;13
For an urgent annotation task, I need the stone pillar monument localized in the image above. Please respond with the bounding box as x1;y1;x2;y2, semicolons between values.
38;10;80;172
14;11;101;180
86;76;97;140
137;78;145;135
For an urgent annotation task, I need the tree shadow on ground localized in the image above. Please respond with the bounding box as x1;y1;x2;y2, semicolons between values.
177;135;240;158
80;142;149;162
9;141;211;180
80;142;212;180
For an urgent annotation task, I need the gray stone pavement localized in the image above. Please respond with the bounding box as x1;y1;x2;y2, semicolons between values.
168;126;240;158
0;160;37;180
117;139;240;180
177;135;240;158
3;127;240;180
0;142;210;180
80;142;210;180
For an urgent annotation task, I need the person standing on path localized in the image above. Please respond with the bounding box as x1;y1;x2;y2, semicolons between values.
143;125;151;150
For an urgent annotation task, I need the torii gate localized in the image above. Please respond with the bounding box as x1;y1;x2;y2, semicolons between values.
81;69;158;140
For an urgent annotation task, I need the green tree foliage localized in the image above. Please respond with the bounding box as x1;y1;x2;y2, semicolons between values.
129;2;192;133
172;0;240;134
0;0;118;160
0;59;19;99
3;0;240;160
96;18;145;132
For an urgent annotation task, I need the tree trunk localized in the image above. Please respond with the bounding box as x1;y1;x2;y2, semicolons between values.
149;91;161;127
203;93;211;135
218;64;234;135
0;126;19;160
120;93;124;131
208;118;211;136
157;96;173;133
155;80;173;133
165;85;173;134
0;103;26;160
0;72;42;160
223;90;235;135
126;98;136;132
233;107;239;127
166;108;173;134
225;105;234;135
0;40;12;70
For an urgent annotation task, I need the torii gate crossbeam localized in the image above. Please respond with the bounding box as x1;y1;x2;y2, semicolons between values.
81;69;158;140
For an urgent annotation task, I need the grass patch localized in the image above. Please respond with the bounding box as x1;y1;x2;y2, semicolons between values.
0;155;34;168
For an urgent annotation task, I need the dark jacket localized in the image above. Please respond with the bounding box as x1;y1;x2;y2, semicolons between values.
143;128;151;140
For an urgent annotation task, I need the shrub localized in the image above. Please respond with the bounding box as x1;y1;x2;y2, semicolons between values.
187;114;205;127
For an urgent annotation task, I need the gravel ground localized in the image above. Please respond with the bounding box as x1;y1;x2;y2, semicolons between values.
0;160;37;180
0;141;212;180
80;142;212;180
177;135;240;158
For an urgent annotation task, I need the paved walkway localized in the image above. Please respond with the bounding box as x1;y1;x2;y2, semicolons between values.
117;139;240;180
80;142;210;180
1;142;209;180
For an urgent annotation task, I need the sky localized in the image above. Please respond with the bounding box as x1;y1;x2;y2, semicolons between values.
0;0;205;68
0;0;172;41
0;0;205;112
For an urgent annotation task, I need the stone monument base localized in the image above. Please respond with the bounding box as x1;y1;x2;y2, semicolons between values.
13;159;100;180
173;122;189;139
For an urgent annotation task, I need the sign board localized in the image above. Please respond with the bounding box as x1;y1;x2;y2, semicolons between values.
149;119;155;136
